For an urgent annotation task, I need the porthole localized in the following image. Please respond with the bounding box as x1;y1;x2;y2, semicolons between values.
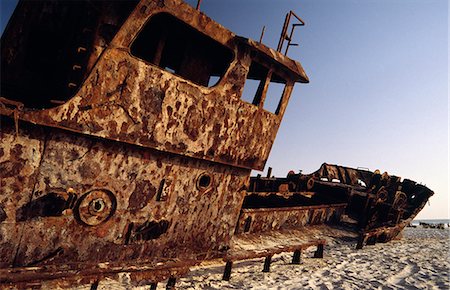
74;189;117;226
196;173;212;190
89;198;106;214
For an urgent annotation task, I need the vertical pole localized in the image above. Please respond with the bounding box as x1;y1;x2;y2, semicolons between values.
156;179;166;201
150;283;157;290
292;249;301;264
277;12;291;52
284;25;295;55
223;261;233;281
313;244;324;258
166;277;176;290
395;210;403;224
259;26;266;43
243;216;252;232
262;255;272;272
196;0;202;10
258;70;273;109
359;197;373;228
356;233;366;249
90;280;99;290
267;167;272;178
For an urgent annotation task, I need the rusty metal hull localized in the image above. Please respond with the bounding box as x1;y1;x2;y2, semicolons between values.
235;204;347;234
244;163;434;249
0;119;249;280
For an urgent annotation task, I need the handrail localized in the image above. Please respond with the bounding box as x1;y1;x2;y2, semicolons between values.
276;10;305;55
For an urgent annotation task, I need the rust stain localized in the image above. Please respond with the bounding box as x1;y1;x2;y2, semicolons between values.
128;181;157;213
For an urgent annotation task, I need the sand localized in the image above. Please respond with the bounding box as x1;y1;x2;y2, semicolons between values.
80;228;449;290
175;228;449;290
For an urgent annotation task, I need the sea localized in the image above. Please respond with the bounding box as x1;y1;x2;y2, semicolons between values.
411;219;450;226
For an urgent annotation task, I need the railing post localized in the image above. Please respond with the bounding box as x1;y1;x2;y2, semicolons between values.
313;244;324;258
292;249;301;264
166;277;176;290
262;255;272;272
223;261;233;281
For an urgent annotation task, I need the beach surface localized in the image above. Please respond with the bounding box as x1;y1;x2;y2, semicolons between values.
80;228;449;290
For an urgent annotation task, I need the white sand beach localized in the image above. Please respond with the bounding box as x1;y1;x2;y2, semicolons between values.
175;228;449;290
87;227;449;290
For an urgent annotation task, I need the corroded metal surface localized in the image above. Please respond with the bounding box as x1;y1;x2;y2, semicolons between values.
245;163;434;248
2;258;192;288
0;120;248;267
2;0;309;171
235;204;346;234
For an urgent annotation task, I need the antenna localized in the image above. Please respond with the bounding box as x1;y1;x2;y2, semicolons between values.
196;0;202;10
259;25;266;43
276;11;305;55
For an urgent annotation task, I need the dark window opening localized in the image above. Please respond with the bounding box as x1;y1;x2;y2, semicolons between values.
241;60;287;114
15;193;71;221
131;13;233;87
0;0;139;109
132;220;170;242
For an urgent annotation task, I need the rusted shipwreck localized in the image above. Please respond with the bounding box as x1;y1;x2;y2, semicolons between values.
0;0;433;288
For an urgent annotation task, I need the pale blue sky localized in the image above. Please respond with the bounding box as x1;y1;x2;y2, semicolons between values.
2;0;448;218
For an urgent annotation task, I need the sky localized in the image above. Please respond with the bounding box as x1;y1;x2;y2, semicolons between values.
1;0;448;219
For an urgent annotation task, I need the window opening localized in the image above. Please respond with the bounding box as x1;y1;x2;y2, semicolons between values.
241;60;287;114
131;13;233;87
208;75;220;87
264;73;286;114
0;1;139;109
241;79;260;104
357;179;367;187
241;61;269;105
132;220;170;241
164;67;175;74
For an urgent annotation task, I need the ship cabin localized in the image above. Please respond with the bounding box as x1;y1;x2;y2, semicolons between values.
0;0;312;280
